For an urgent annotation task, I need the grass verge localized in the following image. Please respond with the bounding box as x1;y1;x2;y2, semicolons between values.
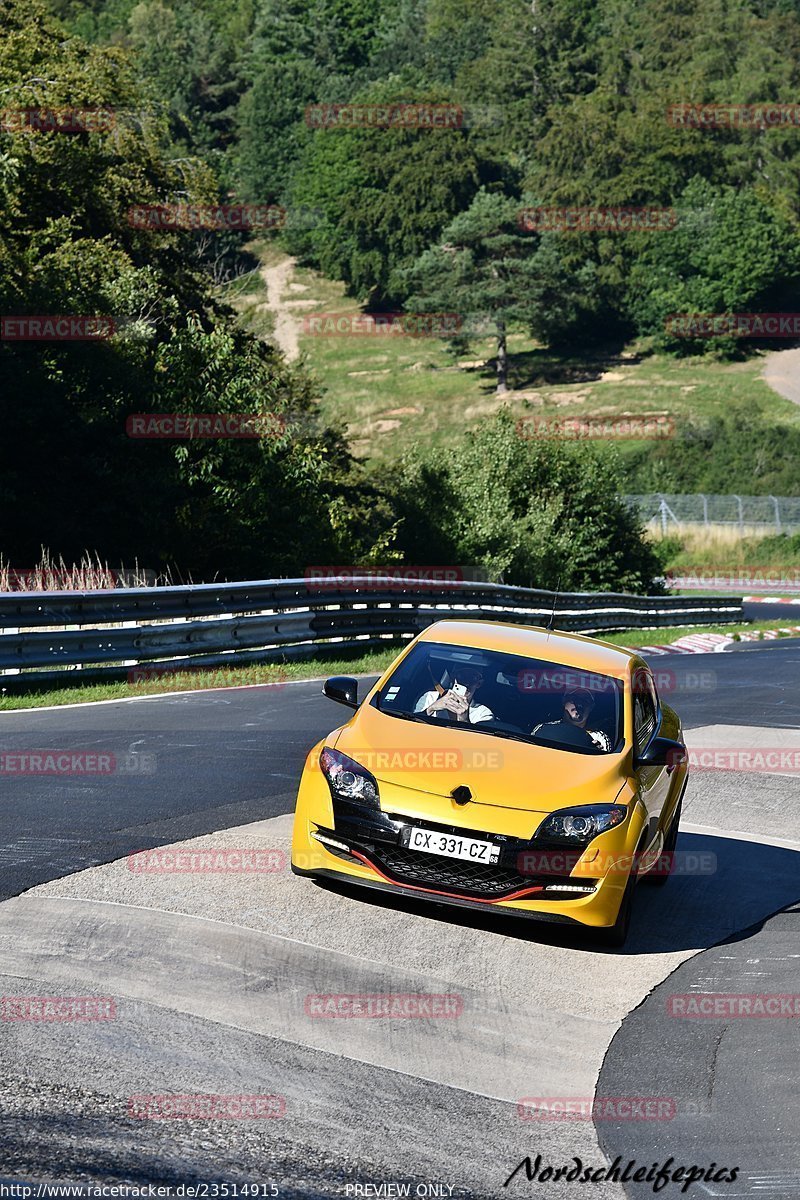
0;648;401;711
659;530;800;575
226;247;799;465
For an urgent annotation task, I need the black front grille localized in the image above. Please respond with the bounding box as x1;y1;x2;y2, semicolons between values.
369;845;535;899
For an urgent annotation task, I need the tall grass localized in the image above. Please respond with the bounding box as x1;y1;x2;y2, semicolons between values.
651;527;800;569
0;550;164;591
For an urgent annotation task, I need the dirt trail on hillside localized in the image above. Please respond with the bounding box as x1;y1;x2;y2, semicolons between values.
261;255;317;361
763;347;800;407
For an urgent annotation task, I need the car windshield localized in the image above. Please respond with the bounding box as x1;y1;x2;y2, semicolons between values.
374;640;624;755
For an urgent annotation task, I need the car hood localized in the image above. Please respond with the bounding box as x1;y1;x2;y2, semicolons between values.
333;702;629;815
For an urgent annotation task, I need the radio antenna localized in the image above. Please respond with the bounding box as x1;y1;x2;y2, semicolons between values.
546;576;562;633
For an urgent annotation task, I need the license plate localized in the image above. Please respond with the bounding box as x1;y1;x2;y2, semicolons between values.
403;826;500;865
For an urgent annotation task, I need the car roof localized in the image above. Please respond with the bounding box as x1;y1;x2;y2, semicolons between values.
417;619;637;680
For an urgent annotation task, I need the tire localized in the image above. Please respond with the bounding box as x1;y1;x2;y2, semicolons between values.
595;868;636;949
643;799;682;888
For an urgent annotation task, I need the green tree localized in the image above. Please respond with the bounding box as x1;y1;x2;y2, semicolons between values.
624;403;800;495
0;0;391;577
235;59;321;202
390;413;663;592
287;81;500;302
624;177;800;349
422;0;498;85
403;189;599;391
124;0;249;169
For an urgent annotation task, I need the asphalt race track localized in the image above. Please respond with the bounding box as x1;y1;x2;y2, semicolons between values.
598;901;800;1198
1;641;799;1198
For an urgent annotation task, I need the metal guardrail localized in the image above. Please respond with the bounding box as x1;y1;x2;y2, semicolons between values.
0;577;744;688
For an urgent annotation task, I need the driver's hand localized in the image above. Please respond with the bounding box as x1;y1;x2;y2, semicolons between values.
446;692;469;719
427;690;468;718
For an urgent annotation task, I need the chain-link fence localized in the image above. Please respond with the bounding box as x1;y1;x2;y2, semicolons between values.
625;494;800;534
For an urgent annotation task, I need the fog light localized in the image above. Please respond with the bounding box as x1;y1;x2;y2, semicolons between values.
543;883;596;894
311;831;351;853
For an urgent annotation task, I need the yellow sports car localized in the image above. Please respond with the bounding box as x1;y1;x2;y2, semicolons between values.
291;620;688;946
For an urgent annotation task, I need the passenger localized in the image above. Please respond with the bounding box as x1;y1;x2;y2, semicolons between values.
415;665;494;725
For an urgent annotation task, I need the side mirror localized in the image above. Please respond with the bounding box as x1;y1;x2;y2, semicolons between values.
636;736;687;769
322;676;359;710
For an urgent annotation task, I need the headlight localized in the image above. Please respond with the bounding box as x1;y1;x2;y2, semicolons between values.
320;747;379;808
537;804;627;844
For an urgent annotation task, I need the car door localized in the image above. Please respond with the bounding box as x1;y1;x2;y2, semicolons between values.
632;667;671;860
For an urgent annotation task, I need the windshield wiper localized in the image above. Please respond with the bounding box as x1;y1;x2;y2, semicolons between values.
529;735;604;756
377;707;435;724
469;725;533;745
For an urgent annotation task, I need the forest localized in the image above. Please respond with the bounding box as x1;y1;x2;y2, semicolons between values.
2;0;799;585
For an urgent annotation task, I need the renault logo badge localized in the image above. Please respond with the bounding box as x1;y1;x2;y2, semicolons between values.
451;785;472;806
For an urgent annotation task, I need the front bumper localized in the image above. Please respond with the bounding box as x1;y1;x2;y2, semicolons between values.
291;861;584;926
291;769;637;928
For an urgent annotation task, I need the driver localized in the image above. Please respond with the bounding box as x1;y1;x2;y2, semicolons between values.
415;665;494;725
532;687;611;751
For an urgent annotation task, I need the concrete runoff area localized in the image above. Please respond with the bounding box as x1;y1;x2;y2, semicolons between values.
2;784;800;1194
